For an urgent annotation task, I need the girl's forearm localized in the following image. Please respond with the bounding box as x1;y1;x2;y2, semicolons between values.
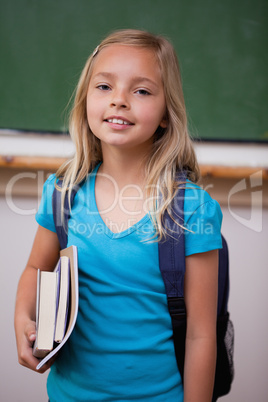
183;335;216;402
14;266;38;326
14;265;48;372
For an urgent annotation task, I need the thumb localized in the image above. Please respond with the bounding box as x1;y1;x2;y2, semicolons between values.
29;332;36;342
26;321;36;343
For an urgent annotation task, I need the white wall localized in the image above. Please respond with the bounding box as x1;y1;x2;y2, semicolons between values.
220;206;268;402
0;195;48;402
1;191;268;401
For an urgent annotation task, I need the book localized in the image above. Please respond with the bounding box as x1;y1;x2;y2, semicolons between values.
33;269;58;358
54;256;70;343
33;246;79;370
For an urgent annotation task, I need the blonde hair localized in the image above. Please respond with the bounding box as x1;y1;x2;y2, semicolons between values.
56;29;200;238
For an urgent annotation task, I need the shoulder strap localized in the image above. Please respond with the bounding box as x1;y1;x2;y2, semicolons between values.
158;176;230;317
158;173;186;298
158;173;187;380
217;235;229;315
52;179;81;250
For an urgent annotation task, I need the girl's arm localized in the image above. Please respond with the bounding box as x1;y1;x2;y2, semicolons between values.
14;225;60;373
183;249;218;402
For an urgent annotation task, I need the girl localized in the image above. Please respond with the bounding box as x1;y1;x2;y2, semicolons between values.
15;29;222;401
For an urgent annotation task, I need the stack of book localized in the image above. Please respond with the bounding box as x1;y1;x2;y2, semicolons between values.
33;246;78;370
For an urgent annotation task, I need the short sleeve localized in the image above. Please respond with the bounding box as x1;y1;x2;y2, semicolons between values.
184;184;223;256
35;174;57;233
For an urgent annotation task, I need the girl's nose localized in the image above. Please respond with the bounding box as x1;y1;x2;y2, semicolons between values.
110;89;130;109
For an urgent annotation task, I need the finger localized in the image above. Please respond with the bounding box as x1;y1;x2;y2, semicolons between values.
35;353;57;374
24;321;36;344
28;332;36;343
18;346;41;371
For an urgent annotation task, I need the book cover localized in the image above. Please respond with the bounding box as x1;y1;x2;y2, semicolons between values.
54;256;70;343
32;269;58;358
34;245;78;370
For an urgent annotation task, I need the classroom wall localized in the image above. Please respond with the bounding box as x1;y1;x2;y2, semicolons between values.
1;176;267;401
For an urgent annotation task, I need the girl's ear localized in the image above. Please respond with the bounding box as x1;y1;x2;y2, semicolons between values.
159;117;168;128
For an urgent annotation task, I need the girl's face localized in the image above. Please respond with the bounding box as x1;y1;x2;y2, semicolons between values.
86;44;167;154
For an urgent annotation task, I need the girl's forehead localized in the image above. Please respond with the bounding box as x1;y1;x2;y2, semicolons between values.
97;43;156;58
91;44;161;78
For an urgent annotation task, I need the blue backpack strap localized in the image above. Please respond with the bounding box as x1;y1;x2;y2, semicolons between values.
158;172;187;380
217;235;229;315
158;177;186;298
158;175;230;318
158;174;233;398
52;179;81;250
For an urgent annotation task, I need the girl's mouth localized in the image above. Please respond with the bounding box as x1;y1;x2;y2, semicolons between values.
104;117;134;126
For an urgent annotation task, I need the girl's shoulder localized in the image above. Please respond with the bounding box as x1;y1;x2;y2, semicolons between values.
36;174;57;232
182;181;223;255
37;174;57;203
183;180;222;224
43;173;57;189
184;180;215;204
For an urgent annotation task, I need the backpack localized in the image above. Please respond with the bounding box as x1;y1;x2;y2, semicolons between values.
52;176;234;401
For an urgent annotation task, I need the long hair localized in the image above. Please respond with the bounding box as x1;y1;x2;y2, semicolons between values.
56;29;200;238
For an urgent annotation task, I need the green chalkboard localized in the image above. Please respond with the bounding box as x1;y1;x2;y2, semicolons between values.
0;0;267;141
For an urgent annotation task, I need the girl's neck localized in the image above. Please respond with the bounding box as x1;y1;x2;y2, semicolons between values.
95;147;150;233
99;147;148;189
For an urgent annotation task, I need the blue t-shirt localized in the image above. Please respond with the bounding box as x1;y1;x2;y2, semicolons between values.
36;168;222;402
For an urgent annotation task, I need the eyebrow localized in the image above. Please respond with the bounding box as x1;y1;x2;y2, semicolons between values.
92;72;159;89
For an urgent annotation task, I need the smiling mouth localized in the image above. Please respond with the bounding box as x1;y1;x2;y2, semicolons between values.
105;118;134;125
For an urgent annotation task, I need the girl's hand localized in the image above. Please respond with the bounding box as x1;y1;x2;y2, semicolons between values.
15;317;54;374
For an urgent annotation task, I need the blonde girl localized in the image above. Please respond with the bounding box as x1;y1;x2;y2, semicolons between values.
15;29;222;402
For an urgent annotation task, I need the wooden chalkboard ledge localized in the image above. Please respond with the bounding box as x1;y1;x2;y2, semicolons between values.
0;154;267;180
200;164;268;180
0;155;66;171
0;131;268;179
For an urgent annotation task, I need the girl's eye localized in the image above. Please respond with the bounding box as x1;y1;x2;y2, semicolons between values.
136;89;150;96
97;84;110;91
